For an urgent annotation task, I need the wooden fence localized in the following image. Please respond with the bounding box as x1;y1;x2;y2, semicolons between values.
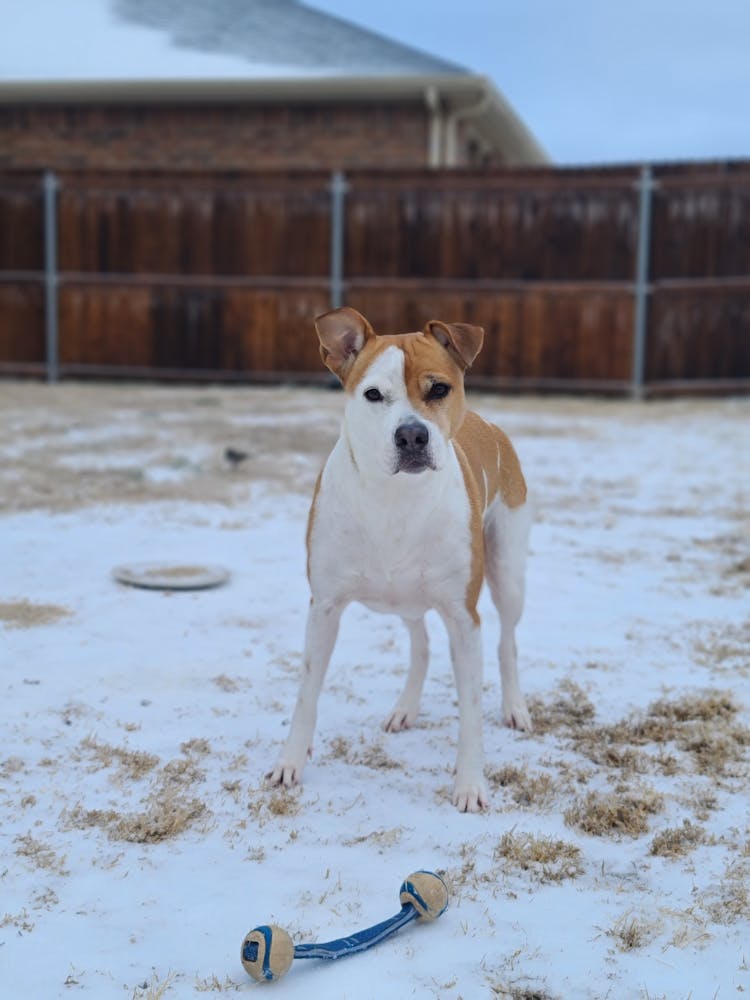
1;162;749;394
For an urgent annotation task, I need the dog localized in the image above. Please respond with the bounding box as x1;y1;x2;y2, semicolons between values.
268;307;532;812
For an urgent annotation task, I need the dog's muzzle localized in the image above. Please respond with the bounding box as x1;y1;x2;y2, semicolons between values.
394;420;434;473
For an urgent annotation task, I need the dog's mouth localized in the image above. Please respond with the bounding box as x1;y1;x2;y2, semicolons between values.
394;455;436;474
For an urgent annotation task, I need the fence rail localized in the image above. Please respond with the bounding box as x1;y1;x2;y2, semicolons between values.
1;162;749;394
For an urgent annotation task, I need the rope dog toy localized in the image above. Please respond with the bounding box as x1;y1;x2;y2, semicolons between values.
241;870;448;983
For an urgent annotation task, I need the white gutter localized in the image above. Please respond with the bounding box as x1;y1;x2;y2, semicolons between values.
444;86;492;166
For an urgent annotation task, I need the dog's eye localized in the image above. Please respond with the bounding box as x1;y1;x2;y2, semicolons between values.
364;387;383;402
426;382;451;401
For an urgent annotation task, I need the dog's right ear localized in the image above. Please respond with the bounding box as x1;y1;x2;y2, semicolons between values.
315;307;375;381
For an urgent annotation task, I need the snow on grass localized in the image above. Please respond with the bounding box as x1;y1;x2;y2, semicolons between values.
1;383;748;999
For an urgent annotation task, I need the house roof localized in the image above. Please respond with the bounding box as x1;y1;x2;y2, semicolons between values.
0;0;548;165
1;0;464;82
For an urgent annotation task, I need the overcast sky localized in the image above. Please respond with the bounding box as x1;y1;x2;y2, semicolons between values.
313;0;750;165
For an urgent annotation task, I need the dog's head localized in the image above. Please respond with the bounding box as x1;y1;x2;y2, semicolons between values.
315;307;483;477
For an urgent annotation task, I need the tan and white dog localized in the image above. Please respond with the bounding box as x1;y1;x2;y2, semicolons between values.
269;307;532;812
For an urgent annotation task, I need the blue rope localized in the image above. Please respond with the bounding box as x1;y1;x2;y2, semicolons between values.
293;904;417;961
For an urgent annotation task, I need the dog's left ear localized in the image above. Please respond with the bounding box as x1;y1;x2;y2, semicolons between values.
424;320;484;371
315;307;375;381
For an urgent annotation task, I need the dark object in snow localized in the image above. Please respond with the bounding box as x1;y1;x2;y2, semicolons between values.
224;447;250;466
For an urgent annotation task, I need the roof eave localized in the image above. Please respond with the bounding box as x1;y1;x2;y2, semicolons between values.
0;73;485;104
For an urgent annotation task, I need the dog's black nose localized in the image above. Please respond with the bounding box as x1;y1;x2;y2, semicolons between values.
394;420;429;453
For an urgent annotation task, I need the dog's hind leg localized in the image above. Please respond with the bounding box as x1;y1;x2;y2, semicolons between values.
483;499;533;732
382;616;429;732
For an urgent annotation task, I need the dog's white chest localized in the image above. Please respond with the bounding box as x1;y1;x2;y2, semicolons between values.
309;441;473;617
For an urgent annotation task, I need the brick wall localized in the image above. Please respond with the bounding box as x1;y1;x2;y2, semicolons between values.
0;101;439;170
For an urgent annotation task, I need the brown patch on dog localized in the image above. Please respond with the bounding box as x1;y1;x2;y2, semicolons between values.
305;469;323;581
455;412;527;511
454;442;484;624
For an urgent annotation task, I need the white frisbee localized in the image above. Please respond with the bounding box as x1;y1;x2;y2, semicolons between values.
113;562;230;591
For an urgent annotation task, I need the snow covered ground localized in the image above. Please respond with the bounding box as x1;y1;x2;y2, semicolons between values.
1;381;748;999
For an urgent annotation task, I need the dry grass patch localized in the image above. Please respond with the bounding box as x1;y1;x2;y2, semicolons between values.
14;833;69;875
79;736;159;781
195;974;242;992
181;737;212;756
323;735;399;769
573;691;749;777
342;827;405;850
65;755;210;843
607;911;657;951
494;831;584;883
650;819;706;858
526;680;595;735
487;765;555;809
246;787;304;823
489;983;557;1000
564;787;663;838
700;859;750;924
694;622;750;672
0;756;25;779
0;599;72;629
67;791;208;844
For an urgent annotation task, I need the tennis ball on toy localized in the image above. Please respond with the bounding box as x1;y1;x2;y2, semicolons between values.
241;924;294;982
399;870;448;921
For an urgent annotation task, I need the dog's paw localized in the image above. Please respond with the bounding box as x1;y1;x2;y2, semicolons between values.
266;757;306;787
503;696;533;733
382;702;419;733
452;776;490;813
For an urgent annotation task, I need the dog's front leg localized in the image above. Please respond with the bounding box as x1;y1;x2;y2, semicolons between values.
441;608;489;812
268;598;343;787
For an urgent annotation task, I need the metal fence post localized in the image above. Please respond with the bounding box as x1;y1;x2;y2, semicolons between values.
329;170;347;310
43;169;59;383
632;164;654;399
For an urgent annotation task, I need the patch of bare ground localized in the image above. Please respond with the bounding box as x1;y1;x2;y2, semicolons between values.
564;786;663;838
0;383;338;513
0;599;72;629
493;831;585;883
